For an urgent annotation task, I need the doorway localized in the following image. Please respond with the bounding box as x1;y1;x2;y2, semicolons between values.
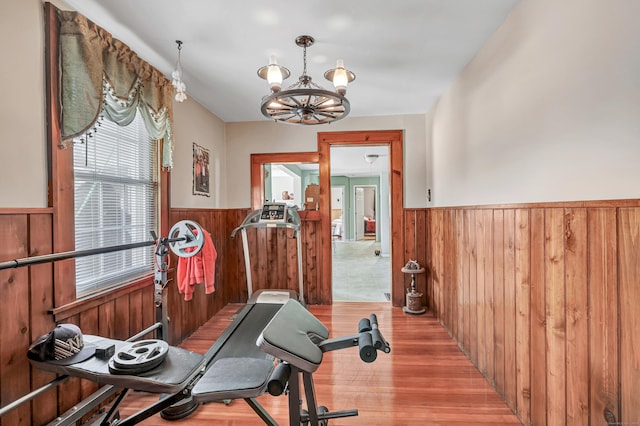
329;146;390;302
318;130;404;306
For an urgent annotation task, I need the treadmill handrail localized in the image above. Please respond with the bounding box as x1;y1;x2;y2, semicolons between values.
231;208;301;238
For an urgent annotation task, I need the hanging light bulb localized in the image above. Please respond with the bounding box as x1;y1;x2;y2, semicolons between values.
171;40;187;102
325;58;355;96
330;59;349;95
266;56;284;92
258;56;290;94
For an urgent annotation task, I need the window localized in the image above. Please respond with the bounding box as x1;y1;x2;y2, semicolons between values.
73;112;158;297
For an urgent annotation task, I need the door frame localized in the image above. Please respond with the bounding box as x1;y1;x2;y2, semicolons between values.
318;130;404;306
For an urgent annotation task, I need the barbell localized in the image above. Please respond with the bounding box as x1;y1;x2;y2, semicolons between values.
0;220;206;271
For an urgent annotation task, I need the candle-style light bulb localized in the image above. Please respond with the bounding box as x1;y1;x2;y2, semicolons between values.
332;59;349;95
267;56;283;92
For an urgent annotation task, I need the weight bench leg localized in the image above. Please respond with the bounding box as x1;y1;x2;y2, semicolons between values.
302;372;319;426
244;398;278;426
288;366;301;426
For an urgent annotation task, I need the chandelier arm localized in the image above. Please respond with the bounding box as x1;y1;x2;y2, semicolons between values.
311;97;342;108
269;100;298;109
288;97;303;108
315;110;342;119
314;115;337;123
270;93;303;108
269;110;298;117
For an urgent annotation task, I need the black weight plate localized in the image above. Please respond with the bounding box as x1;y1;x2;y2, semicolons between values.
108;356;166;375
109;340;169;374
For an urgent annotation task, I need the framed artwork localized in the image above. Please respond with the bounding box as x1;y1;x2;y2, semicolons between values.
193;142;210;197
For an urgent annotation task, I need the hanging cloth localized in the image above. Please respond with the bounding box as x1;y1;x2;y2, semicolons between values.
57;9;175;168
176;230;217;301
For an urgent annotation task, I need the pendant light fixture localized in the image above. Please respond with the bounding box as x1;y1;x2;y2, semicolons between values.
171;40;187;102
258;35;355;125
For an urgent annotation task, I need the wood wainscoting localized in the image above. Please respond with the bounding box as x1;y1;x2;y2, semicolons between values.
4;201;638;425
0;209;229;425
405;200;640;426
1;210;57;425
0;207;324;425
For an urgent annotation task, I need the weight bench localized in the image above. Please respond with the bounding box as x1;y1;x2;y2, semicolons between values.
192;299;391;426
30;290;295;425
29;292;389;425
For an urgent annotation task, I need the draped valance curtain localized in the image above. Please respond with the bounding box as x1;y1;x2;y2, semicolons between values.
57;9;174;168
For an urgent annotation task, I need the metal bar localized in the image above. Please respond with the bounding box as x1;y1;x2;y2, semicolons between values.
127;322;162;342
318;334;360;353
296;233;305;305
288;367;301;426
46;385;119;426
98;388;128;425
241;228;253;299
244;398;279;426
0;240;156;271
0;376;69;418
302;372;319;425
116;391;189;426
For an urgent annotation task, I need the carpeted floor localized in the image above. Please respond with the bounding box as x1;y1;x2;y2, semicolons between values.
332;240;391;302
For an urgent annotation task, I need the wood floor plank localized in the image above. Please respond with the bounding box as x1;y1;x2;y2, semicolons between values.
116;302;521;425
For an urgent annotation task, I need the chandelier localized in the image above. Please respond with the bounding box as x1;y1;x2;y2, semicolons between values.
258;35;355;125
171;40;187;102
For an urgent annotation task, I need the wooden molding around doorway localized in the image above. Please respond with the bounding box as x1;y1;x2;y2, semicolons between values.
318;130;404;306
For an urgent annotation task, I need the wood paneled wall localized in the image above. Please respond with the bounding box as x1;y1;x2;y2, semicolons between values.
0;207;323;425
8;201;637;425
0;210;201;425
1;211;56;425
404;201;640;426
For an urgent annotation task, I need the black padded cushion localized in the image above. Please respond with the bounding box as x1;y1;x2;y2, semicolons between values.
192;357;275;402
257;300;329;373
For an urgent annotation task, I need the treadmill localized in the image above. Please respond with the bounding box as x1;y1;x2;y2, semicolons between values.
231;202;306;306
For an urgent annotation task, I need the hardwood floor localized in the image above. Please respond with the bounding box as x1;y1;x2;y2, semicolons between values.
117;303;522;425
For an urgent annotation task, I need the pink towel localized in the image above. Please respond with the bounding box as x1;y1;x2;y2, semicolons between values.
176;230;217;301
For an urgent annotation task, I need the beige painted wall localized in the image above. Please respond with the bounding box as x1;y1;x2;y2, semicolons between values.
9;0;638;211
0;0;226;210
428;0;640;207
225;114;427;208
171;99;226;208
0;0;48;208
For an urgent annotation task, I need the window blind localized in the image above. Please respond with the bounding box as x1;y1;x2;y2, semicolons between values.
73;112;158;297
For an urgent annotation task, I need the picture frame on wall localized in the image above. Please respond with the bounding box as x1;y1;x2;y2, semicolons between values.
193;142;210;197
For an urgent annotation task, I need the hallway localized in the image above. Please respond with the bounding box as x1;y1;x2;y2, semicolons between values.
332;240;390;302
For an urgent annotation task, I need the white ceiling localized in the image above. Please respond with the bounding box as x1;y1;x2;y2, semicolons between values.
63;0;518;177
64;0;519;124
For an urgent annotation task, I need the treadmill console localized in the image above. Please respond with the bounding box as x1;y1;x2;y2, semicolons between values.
260;203;287;223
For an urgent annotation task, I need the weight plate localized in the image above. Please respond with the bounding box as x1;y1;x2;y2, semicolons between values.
108;340;169;375
168;220;205;258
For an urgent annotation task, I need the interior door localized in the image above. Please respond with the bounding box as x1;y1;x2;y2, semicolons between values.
354;186;365;240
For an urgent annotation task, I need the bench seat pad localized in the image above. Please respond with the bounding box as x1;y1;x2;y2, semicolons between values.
192;357;275;402
257;300;329;373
